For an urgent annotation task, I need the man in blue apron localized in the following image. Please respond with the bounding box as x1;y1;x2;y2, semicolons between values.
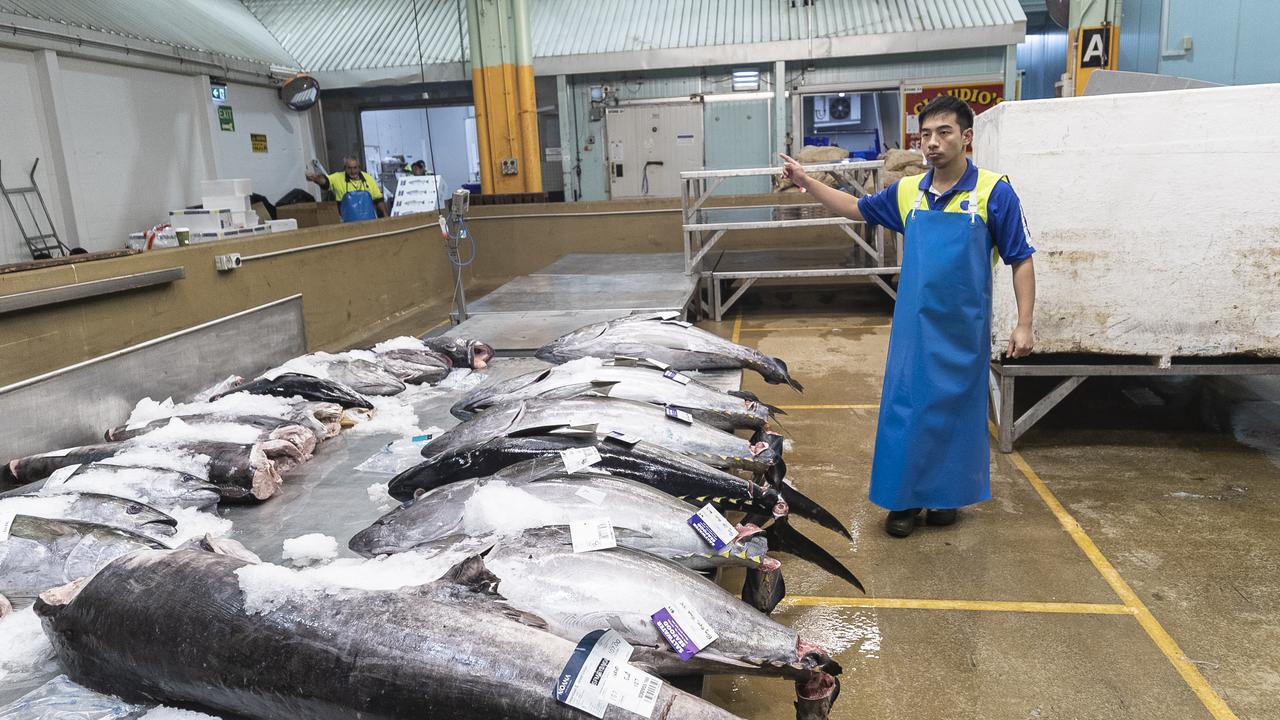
305;157;387;222
781;95;1037;538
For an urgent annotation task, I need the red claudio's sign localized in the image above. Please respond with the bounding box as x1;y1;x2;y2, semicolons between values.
902;82;1005;151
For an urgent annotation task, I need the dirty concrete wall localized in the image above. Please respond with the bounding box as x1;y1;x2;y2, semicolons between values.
0;215;456;387
464;194;873;283
976;85;1280;358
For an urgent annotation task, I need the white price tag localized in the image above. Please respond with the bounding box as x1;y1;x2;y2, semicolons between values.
643;358;671;371
662;369;692;385
604;430;642;446
575;487;608;506
688;504;738;551
605;663;662;718
560;446;603;474
654;310;681;321
552;631;660;719
44;464;82;487
0;512;14;541
652;598;719;660
570;519;617;553
664;407;694;424
40;448;74;458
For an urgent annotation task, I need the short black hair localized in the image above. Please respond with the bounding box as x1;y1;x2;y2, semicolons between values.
411;160;426;168
918;95;975;131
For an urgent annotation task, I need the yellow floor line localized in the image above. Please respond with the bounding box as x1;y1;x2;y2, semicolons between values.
1007;448;1239;719
781;595;1132;615
730;311;743;345
738;324;892;332
777;403;880;410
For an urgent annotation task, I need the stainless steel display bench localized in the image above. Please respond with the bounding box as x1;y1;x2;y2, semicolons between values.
444;252;697;355
681;161;899;321
989;356;1280;453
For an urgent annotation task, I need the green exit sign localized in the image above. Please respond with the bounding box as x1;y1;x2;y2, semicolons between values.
217;105;235;132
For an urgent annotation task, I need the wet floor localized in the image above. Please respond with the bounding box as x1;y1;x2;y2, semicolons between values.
699;286;1280;720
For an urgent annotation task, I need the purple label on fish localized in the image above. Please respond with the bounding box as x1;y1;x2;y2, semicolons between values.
688;514;727;551
651;608;699;660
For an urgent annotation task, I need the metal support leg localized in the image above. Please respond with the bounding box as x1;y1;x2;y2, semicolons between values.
992;370;1016;453
1012;376;1087;447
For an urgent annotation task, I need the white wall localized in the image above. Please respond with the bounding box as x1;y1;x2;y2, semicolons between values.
361;108;430;174
426;105;478;195
208;82;316;206
60;57;210;251
0;48;58;265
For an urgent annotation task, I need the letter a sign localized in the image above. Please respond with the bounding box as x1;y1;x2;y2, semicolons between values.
1079;26;1111;68
1073;24;1117;95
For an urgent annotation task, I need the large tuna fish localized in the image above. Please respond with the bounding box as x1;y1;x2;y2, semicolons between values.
0;515;166;604
423;335;494;369
0;492;177;540
30;463;221;510
389;434;846;539
421;397;777;473
4;437;304;502
537;313;803;391
104;414;318;458
451;358;776;430
260;351;407;396
211;373;373;410
352;462;775;573
378;348;453;385
479;529;838;679
35;548;743;720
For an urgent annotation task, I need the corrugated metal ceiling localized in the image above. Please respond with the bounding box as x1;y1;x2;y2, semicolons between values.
241;0;1024;72
0;0;298;66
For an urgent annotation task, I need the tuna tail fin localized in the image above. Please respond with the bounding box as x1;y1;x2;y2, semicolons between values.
772;357;804;392
778;483;852;539
1;459;18;487
765;517;864;593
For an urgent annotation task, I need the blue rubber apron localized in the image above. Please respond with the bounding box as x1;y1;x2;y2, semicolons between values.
338;176;377;222
868;186;993;511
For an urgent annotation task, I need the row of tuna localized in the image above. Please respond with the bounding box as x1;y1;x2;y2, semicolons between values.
2;313;854;719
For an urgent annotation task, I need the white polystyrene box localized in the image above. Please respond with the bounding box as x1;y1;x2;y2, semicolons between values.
169;208;231;232
267;219;298;233
202;178;253;197
975;84;1280;359
204;194;252;215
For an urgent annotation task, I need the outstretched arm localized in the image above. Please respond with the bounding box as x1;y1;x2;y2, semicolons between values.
779;154;864;221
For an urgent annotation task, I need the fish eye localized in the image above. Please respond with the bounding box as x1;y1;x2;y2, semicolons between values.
126;504;143;514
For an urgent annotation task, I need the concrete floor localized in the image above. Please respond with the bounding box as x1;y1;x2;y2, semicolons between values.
698;286;1279;720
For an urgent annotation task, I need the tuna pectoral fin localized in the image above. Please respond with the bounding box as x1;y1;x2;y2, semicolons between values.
194;535;262;564
539;382;617;401
436;554;550;630
766;518;864;594
778;484;852;539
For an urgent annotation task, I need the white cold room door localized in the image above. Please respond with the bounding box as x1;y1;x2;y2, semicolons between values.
605;103;703;199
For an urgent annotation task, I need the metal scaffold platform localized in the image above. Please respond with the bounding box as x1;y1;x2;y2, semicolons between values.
681;160;900;320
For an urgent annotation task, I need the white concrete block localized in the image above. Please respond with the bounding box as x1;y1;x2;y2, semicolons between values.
975;84;1280;359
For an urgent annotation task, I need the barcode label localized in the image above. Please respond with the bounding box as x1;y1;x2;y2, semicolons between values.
652;599;719;660
560;446;603;474
607;664;662;718
605;430;642;446
570;518;617;553
554;630;636;718
665;407;693;424
662;369;692;385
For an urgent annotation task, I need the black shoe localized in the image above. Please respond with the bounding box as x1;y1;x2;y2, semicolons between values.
884;508;922;538
926;508;958;526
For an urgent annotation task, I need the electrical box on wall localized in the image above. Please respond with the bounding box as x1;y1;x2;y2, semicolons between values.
604;104;703;199
500;158;519;175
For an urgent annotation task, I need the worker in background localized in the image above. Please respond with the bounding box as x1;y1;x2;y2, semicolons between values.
409;160;428;176
781;95;1037;538
305;157;386;222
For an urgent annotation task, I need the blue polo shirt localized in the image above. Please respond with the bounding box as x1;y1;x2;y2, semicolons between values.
856;159;1035;265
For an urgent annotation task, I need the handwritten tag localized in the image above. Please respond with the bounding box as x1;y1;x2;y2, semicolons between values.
688;504;738;551
554;630;660;718
570;519;617;553
652;599;719;660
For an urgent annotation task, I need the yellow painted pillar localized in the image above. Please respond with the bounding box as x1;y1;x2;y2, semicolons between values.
466;0;542;195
